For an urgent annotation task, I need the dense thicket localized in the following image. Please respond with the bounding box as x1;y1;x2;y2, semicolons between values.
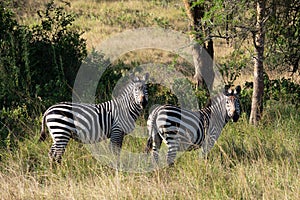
0;1;87;147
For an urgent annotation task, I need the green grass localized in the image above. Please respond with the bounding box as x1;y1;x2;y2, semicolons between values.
16;0;188;50
0;101;299;199
3;1;299;199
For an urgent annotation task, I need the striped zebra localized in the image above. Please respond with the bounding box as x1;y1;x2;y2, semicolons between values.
40;74;149;163
145;86;241;166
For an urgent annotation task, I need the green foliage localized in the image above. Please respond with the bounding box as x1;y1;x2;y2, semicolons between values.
0;1;87;148
239;83;253;116
29;1;87;104
153;16;171;29
266;0;300;73
241;74;300;116
0;105;35;149
0;1;87;109
148;83;178;106
219;49;249;86
96;61;132;103
190;0;256;45
0;2;32;109
264;77;300;106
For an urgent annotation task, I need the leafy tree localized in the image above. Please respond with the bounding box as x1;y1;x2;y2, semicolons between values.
0;1;32;109
0;1;87;112
186;0;299;124
215;0;299;124
266;0;300;74
29;1;87;106
0;1;87;146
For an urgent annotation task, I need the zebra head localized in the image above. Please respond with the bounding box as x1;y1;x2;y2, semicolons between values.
224;85;241;122
131;73;149;109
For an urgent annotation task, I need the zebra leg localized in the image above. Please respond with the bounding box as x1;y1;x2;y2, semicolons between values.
48;143;67;164
152;133;162;164
48;135;70;164
109;132;124;158
166;132;178;166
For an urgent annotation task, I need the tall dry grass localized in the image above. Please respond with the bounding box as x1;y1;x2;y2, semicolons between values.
0;101;299;199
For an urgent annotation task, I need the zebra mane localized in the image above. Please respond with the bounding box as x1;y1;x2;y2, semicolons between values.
204;93;226;108
113;80;136;99
200;93;228;125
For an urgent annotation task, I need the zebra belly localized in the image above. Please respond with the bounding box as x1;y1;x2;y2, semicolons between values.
177;130;202;151
46;113;110;144
72;129;109;144
157;123;204;152
71;117;111;144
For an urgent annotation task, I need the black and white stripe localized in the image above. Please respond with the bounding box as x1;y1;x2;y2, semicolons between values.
40;74;149;163
145;86;241;166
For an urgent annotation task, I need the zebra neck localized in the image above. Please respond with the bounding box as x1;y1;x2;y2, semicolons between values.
200;107;212;122
206;98;229;127
200;95;230;155
115;94;142;121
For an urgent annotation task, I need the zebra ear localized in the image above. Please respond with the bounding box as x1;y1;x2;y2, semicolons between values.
142;73;149;82
224;85;230;95
130;73;140;82
133;76;140;82
224;85;233;95
234;85;241;95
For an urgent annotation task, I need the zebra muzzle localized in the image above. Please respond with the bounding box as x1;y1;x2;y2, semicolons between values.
232;112;240;122
140;95;148;108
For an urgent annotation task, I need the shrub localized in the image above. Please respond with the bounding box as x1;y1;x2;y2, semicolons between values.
0;1;87;148
241;74;300;116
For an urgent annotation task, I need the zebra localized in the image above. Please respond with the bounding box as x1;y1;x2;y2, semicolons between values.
145;85;241;166
39;73;149;163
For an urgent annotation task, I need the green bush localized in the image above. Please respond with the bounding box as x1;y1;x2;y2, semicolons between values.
241;74;300;116
264;77;300;106
29;1;87;105
0;1;87;109
0;1;87;148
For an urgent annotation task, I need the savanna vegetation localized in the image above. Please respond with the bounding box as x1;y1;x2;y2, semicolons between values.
0;0;299;199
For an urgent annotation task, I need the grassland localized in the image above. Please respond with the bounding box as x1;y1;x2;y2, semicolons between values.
0;101;299;199
1;0;299;199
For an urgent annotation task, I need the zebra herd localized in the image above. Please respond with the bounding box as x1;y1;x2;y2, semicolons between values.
40;73;241;167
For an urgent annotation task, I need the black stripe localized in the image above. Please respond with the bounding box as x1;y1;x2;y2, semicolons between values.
49;126;72;133
47;118;76;129
49;109;74;120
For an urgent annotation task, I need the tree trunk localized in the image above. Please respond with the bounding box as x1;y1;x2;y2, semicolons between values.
183;0;214;90
249;0;266;125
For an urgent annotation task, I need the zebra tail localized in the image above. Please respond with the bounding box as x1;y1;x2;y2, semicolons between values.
39;113;47;142
145;136;153;154
144;105;161;154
